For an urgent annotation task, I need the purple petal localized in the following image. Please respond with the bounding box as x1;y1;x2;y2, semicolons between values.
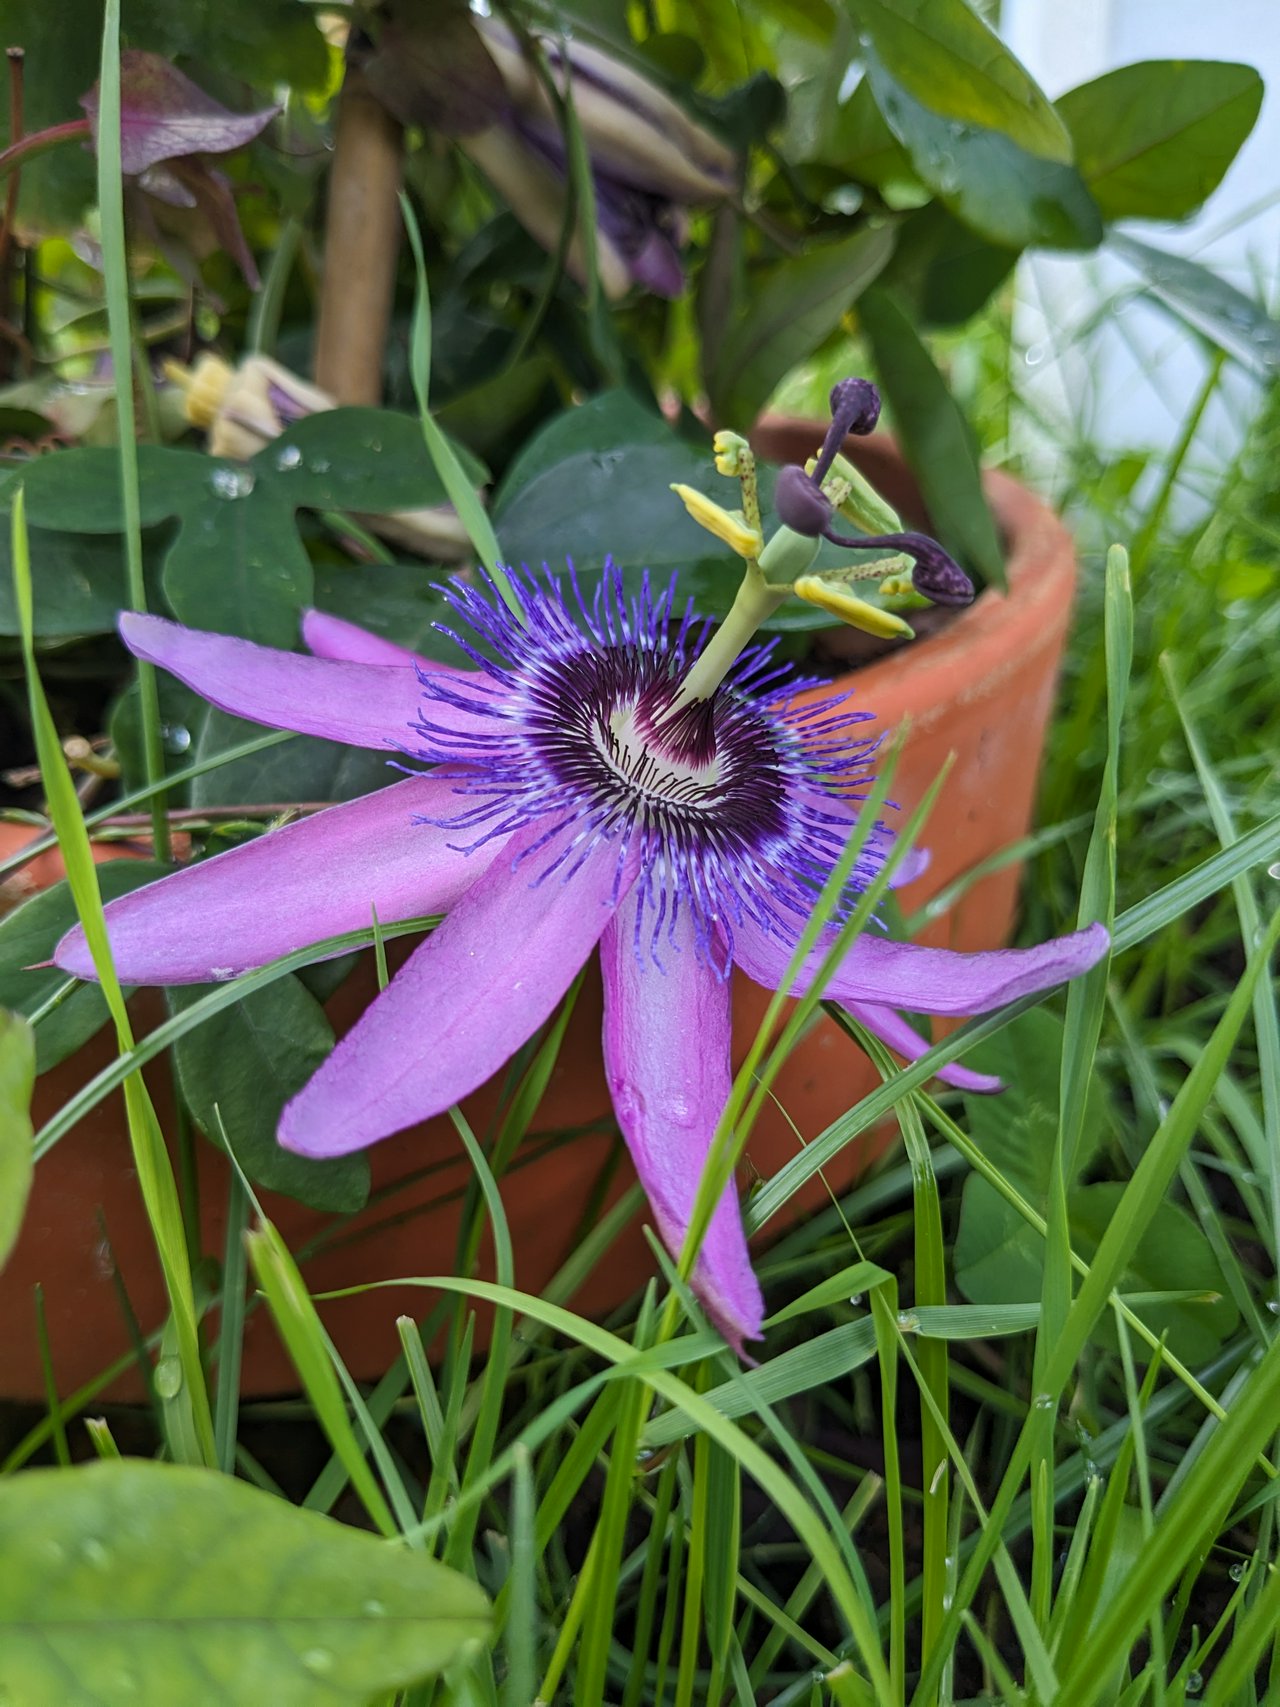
54;776;494;984
279;824;636;1157
301;609;423;668
82;50;278;176
601;897;763;1354
729;915;1110;1016
847;1002;1003;1094
120;613;491;748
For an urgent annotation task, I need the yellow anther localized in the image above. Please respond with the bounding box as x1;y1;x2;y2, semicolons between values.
712;430;752;478
792;576;915;639
163;353;234;431
670;484;762;559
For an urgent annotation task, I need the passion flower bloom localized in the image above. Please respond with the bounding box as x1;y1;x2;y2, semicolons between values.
56;571;1107;1350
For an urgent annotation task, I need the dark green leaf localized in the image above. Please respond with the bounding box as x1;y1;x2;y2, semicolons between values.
818;77;923;198
876;203;1018;327
0;1460;490;1702
851;0;1072;162
0;862;172;1072
253;408;487;514
1109;234;1280;376
494;390;672;508
162;487;314;648
1057;60;1263;222
311;564;462;664
863;47;1102;251
0;1010;35;1272
173;978;368;1213
189;711;398;808
6;445;206;532
0;526;130;637
858;285;1004;584
959;1008;1109;1201
709;224;896;427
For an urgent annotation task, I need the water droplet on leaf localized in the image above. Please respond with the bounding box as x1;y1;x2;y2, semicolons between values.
1229;1560;1247;1581
154;1357;183;1399
274;443;303;471
302;1648;335;1675
210;465;255;500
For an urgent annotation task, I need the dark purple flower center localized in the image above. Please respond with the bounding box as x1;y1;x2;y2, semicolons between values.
408;567;885;969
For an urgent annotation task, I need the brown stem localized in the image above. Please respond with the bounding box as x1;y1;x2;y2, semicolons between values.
313;64;403;405
0;115;90;184
0;48;26;380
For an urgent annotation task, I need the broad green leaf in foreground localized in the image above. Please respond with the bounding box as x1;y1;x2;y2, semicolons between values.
0;1009;35;1271
1057;60;1263;222
851;0;1072;163
0;1461;490;1706
862;47;1101;252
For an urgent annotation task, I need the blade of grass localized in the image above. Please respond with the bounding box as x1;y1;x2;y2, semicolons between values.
11;488;215;1468
95;0;168;860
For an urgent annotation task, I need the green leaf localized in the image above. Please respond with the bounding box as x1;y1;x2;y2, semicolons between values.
1109;234;1280;377
253;409;487;513
1057;60;1263;222
161;485;314;648
188;711;398;808
961;1008;1110;1201
857;285;1004;584
0;862;172;1071
876;202;1018;327
311;564;463;663
708;224;896;427
954;1182;1238;1364
493;389;673;508
173;978;368;1214
818;77;923;196
862;48;1101;250
850;0;1072;163
0;526;135;636
0;1460;490;1703
0;1009;35;1272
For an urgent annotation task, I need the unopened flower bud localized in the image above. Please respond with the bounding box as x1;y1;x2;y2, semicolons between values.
905;537;976;607
773;465;832;538
828;378;881;438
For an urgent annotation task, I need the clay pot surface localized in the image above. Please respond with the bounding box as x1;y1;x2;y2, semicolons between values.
2;437;1078;1398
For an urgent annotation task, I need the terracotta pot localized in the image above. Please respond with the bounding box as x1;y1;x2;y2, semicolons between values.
1;436;1077;1400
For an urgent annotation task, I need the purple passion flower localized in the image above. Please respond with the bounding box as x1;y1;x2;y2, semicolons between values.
56;570;1108;1351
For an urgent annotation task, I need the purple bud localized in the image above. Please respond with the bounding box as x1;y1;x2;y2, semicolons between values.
812;375;882;484
774;465;833;537
819;526;977;608
828;377;881;438
906;537;975;607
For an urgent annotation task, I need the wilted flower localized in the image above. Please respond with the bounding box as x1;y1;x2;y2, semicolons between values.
361;12;735;299
80;50;277;288
57;572;1106;1350
164;351;474;560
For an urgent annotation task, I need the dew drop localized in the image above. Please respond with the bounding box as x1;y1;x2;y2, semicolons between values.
1186;1670;1203;1695
274;443;303;471
308;457;331;475
1268;861;1280;880
80;1537;109;1568
362;1598;387;1617
1033;1393;1056;1412
302;1648;335;1675
161;722;191;755
210;465;256;500
1229;1560;1247;1581
1024;341;1050;368
848;1293;863;1307
154;1357;183;1399
897;1310;920;1332
1266;1300;1280;1316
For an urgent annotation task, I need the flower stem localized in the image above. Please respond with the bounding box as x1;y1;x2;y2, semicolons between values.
673;566;787;705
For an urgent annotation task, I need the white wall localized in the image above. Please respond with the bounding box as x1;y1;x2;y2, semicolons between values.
1001;0;1280;495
